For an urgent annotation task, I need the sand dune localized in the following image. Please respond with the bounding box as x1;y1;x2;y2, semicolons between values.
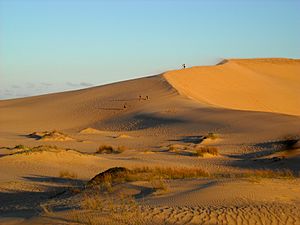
1;58;300;224
79;127;105;134
164;58;300;116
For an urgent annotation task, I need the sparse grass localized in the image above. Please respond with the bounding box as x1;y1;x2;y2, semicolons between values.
8;145;62;155
89;166;297;189
167;145;180;153
130;166;210;180
116;145;127;153
216;168;296;179
14;144;27;149
205;132;218;140
74;192;152;225
150;178;169;192
96;145;126;154
87;166;210;190
244;169;295;179
194;146;218;157
281;135;299;149
168;145;176;152
70;207;159;225
59;170;78;179
97;145;114;154
29;130;73;141
40;203;53;215
80;194;104;210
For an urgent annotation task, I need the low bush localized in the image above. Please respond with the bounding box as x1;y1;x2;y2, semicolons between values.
205;132;218;140
59;170;78;179
195;146;218;157
96;145;126;154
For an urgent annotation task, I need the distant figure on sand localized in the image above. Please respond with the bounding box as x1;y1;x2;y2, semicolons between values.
146;96;149;100
182;64;186;69
139;95;142;101
123;103;127;109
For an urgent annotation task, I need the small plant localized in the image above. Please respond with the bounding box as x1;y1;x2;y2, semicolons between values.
80;194;103;210
96;145;114;154
281;135;299;149
14;144;26;149
245;169;295;179
205;132;218;140
59;170;78;179
150;177;169;192
96;145;126;154
130;166;210;180
168;145;178;153
195;146;218;157
116;145;126;153
215;169;296;179
40;203;53;214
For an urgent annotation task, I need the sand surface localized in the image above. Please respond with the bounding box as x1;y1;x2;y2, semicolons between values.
165;58;300;116
0;58;299;224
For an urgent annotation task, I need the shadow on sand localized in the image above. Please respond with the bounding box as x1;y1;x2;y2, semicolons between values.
0;175;84;219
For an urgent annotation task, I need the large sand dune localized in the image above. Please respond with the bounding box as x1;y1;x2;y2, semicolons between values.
0;58;300;224
164;58;300;116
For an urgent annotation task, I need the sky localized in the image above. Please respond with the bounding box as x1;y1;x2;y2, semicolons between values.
0;0;300;99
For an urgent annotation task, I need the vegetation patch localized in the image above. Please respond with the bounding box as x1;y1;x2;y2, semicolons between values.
29;130;74;141
96;145;127;154
204;132;218;140
59;170;78;179
5;145;85;157
281;135;299;149
87;166;210;190
194;146;218;157
216;168;296;179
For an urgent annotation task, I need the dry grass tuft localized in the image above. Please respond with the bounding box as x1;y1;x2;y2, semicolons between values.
96;145;114;154
14;144;27;149
29;130;74;141
80;194;104;210
216;168;296;179
116;145;127;153
130;166;210;180
281;135;299;149
244;169;295;179
150;178;169;192
195;146;218;157
59;170;78;179
167;144;181;153
87;166;209;190
205;132;218;140
96;145;127;154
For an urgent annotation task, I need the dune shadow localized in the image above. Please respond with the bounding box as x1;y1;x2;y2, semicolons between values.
0;175;85;219
22;175;84;185
100;113;186;131
228;139;299;159
110;98;139;102
228;156;300;173
132;114;186;130
169;135;204;144
17;134;39;140
98;107;124;111
226;138;300;173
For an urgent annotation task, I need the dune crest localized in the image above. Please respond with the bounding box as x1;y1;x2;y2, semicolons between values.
29;130;74;141
164;58;300;116
79;127;104;134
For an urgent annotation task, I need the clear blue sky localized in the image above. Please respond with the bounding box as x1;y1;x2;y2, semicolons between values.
1;0;299;99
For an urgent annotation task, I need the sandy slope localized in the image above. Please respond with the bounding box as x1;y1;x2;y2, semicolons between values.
1;59;300;151
0;58;300;224
164;58;300;116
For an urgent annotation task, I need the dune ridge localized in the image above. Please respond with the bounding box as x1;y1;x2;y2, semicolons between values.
164;58;300;116
1;58;300;224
